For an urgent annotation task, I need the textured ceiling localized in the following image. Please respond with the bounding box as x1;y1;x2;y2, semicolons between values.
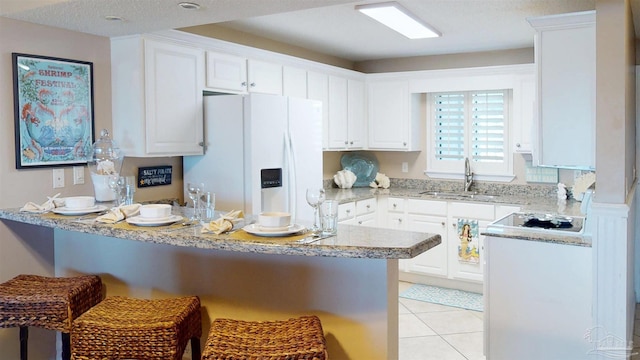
0;0;615;62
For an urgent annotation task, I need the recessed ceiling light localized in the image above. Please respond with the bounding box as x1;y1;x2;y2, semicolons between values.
104;15;124;21
178;2;201;10
355;1;441;39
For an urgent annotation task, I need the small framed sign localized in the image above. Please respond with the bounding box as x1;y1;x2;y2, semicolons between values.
138;166;172;188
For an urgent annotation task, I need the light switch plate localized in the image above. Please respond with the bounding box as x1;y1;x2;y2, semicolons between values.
401;162;408;173
73;166;85;185
53;169;64;188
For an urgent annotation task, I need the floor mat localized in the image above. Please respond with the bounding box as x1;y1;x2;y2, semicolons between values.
400;284;483;312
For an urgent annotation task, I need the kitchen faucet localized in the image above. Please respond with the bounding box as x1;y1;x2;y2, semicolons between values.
464;157;473;192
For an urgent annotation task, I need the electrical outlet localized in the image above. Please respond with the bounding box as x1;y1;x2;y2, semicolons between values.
73;166;85;185
401;162;408;173
53;169;64;188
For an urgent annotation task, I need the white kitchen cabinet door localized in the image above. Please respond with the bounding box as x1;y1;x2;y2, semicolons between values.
247;59;283;95
447;202;494;283
283;66;307;98
205;51;247;94
367;80;422;151
448;218;490;282
326;76;366;150
386;197;406;230
338;201;356;223
111;36;204;157
328;76;349;149
347;79;366;149
512;73;535;153
403;214;448;276
485;236;592;359
529;11;595;170
307;71;329;149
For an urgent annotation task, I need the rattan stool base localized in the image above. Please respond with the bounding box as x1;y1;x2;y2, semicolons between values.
202;315;328;360
71;295;202;360
0;274;103;360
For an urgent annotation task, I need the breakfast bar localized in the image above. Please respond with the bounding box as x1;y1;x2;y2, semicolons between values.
0;206;440;359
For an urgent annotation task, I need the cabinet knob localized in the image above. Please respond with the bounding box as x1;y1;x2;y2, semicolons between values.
250;82;256;87
344;141;348;145
358;220;363;225
346;209;351;214
516;143;521;148
441;222;445;227
398;218;402;223
349;141;354;145
241;81;247;87
403;142;407;146
366;204;370;209
392;203;397;208
452;223;457;228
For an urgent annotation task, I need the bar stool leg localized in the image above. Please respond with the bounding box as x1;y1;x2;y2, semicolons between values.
61;333;71;360
19;327;28;360
191;337;201;360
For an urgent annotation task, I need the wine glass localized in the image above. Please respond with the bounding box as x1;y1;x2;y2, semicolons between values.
306;188;325;233
108;175;124;206
186;182;203;220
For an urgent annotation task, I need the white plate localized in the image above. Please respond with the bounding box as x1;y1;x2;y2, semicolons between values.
52;205;108;216
126;215;183;227
243;223;306;237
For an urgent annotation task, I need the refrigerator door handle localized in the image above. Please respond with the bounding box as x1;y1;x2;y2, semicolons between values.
284;131;297;221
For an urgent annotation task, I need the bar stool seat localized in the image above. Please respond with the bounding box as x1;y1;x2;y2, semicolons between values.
0;274;103;360
71;295;202;360
201;315;328;360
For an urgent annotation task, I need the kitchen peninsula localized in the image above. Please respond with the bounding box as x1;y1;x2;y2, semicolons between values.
0;206;440;360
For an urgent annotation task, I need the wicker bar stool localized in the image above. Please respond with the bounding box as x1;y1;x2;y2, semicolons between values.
201;315;328;360
71;295;202;360
0;274;103;360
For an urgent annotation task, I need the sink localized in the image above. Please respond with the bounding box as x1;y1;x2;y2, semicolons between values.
419;191;499;200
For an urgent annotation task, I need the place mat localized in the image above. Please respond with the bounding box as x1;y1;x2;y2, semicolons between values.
400;284;483;312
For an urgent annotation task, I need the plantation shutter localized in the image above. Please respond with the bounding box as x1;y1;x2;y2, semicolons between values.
434;93;465;161
470;90;506;163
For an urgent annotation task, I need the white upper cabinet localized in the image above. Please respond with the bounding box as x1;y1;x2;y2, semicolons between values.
111;36;204;157
528;11;595;170
367;80;422;151
205;53;283;95
512;73;535;153
327;76;366;150
247;59;283;95
307;71;330;148
283;66;308;98
205;51;247;94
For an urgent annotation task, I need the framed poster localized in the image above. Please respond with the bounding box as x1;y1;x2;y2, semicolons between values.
12;53;94;169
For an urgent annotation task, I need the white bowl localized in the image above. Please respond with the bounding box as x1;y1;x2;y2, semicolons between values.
258;212;291;228
139;204;171;219
65;196;95;209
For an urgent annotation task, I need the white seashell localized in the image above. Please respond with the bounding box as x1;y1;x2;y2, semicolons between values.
333;169;357;189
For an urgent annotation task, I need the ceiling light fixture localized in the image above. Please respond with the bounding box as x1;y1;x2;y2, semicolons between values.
104;15;124;21
178;2;201;10
355;1;441;39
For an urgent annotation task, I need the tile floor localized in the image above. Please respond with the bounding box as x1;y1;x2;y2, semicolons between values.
399;281;485;360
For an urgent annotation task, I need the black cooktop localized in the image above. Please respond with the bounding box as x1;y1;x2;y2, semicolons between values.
493;212;585;233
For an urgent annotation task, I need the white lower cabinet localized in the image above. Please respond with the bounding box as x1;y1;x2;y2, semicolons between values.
447;202;495;283
402;199;448;277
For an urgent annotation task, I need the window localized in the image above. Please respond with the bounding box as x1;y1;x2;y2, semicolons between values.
427;89;512;179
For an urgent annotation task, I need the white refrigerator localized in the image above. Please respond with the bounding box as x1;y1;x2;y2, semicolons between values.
183;93;323;224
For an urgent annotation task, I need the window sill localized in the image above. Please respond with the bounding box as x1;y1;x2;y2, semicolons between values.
424;170;515;183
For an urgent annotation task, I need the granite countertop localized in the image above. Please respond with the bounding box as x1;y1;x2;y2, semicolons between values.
324;186;590;246
0;206;441;260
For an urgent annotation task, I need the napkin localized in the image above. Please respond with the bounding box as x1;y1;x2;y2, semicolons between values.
95;204;141;224
203;210;244;234
20;193;64;213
